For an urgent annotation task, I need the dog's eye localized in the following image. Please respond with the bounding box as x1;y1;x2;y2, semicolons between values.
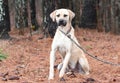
64;14;67;17
56;14;60;17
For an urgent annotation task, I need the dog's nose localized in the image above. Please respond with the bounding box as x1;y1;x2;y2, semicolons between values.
59;19;64;24
58;19;66;26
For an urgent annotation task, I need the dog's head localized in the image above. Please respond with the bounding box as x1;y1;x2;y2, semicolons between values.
50;9;75;27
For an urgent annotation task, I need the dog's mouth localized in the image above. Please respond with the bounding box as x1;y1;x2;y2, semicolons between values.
58;20;67;26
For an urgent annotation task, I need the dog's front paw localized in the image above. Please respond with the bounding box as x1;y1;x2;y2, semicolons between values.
85;72;89;75
48;76;54;80
59;77;65;81
48;74;54;80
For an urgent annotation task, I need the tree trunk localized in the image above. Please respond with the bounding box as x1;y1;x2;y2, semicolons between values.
104;0;111;32
30;0;39;31
110;0;115;34
72;0;80;27
35;0;43;27
96;0;104;32
0;0;10;39
80;0;97;28
114;1;120;34
27;0;32;36
8;0;15;28
15;0;27;35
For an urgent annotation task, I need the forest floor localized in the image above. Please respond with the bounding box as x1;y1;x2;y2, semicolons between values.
0;28;120;83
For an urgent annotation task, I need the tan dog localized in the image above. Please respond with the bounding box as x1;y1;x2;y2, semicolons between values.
49;9;90;80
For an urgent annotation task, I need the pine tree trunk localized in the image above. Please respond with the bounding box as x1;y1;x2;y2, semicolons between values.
110;0;118;34
8;0;15;28
0;0;10;39
27;0;32;36
104;0;111;32
80;0;97;28
15;0;27;35
35;0;43;27
114;1;120;34
110;0;115;34
72;0;80;27
96;0;104;32
30;0;39;31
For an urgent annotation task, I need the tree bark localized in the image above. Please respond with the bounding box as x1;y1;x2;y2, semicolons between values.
114;1;120;34
80;0;97;28
15;0;27;35
30;0;39;31
72;0;80;27
0;0;10;39
111;0;116;34
8;0;15;28
35;0;43;27
96;0;104;32
27;0;32;36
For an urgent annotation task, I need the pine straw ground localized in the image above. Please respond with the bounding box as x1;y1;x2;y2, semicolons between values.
0;28;120;83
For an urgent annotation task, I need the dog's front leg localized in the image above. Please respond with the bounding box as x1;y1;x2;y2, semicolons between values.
59;52;71;79
48;49;56;80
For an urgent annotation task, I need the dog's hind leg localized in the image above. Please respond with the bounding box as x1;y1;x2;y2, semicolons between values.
57;63;63;71
57;62;70;73
78;57;90;75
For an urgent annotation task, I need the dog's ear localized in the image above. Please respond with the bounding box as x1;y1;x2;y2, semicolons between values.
67;9;75;21
50;10;56;22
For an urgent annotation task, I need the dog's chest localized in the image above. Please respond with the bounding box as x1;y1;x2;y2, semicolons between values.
57;37;72;54
52;30;73;54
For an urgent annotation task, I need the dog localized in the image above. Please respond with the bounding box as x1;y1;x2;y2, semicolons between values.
48;9;90;80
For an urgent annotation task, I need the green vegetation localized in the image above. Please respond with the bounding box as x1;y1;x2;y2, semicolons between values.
85;45;93;50
0;49;7;61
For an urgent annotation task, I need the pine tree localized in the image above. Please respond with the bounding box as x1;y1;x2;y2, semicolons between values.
0;0;10;39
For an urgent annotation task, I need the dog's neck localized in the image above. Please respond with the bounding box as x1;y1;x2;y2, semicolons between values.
58;23;72;35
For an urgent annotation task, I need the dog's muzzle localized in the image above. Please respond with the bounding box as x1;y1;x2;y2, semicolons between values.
58;19;67;26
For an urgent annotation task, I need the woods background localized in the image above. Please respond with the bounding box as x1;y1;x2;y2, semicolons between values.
0;0;120;39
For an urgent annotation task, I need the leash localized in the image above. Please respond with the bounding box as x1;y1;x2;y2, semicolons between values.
60;29;120;66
